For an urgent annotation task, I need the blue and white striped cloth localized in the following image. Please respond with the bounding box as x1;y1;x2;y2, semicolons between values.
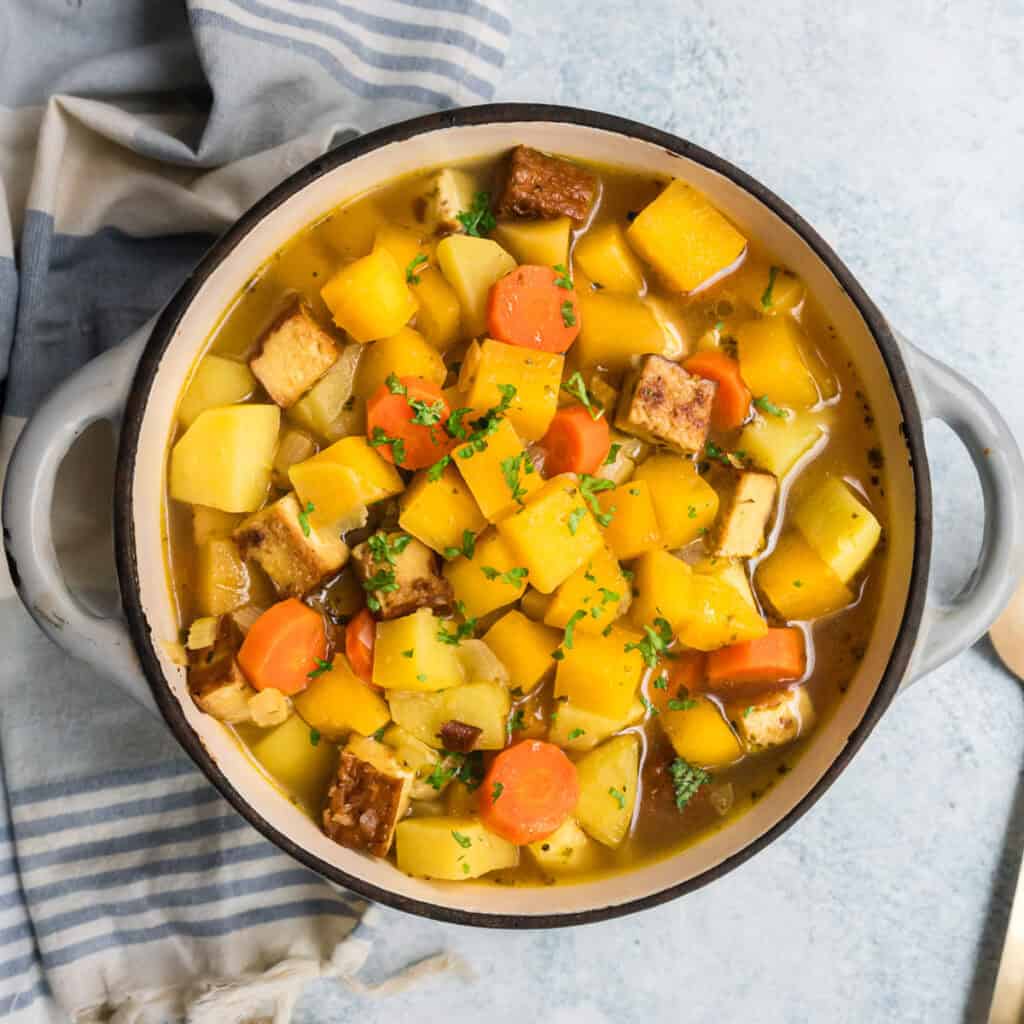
0;2;509;1021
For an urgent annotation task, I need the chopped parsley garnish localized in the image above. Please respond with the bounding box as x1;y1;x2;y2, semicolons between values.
639;695;658;716
568;728;586;740
624;617;673;668
451;384;518;461
367;531;412;567
560;371;603;419
567;506;586;536
437;603;478;645
368;426;406;466
417;672;428;682
754;394;787;418
492;781;504;801
761;266;780;308
402;649;414;659
386;373;407;396
579;473;616;526
409;397;446;428
426;750;484;791
371;726;387;742
598;587;620;610
668;697;698;711
405;252;428;284
362;566;399;611
704;440;743;468
560;299;577;328
688;505;698;519
553;263;573;289
480;565;529;586
507;709;526;736
309;728;321;746
426;454;452;481
456;191;496;237
500;452;530;505
608;787;626;810
551;648;565;661
669;758;710;811
793;579;803;588
563;609;587;650
653;674;669;690
297;501;315;538
307;657;333;680
443;529;477;561
603;442;622;467
451;830;472;849
743;705;755;718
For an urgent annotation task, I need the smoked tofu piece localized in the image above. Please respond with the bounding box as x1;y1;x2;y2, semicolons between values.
250;305;339;408
494;146;598;224
187;617;255;724
715;471;778;558
235;493;349;597
322;736;413;856
615;355;716;454
420;167;478;233
351;533;452;620
734;686;815;752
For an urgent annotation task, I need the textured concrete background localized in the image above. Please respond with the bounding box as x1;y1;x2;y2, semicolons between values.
296;2;1024;1020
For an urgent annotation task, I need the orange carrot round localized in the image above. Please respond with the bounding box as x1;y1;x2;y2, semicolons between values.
541;404;610;475
345;608;376;685
487;265;581;353
365;376;454;471
479;740;579;844
683;350;752;431
705;627;806;695
238;598;326;696
648;651;707;713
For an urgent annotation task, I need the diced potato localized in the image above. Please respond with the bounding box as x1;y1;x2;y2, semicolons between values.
756;531;854;621
399;464;487;557
549;697;644;752
286;344;362;441
454;417;540;521
628;550;696;633
419;168;478;233
354;326;446;400
693;556;757;609
660;696;742;768
272;428;317;490
575;291;665;370
169;404;280;513
388;681;510;750
792;477;882;584
573;223;645;294
496;475;604;594
321;247;417;343
456;639;509;686
372;608;465;692
492;217;571;268
289;436;403;531
247;713;338;813
192;505;243;545
247;688;291;729
734;686;815;752
738;410;826;479
178;355;256;427
411;269;462;352
736;318;818;407
596;431;646;485
459;339;563;441
677;574;768;651
730;260;805;314
528;818;600;875
443;529;528;619
626;179;747;293
395;816;518;880
597;480;663;560
632;453;719;549
436;235;516;338
381;724;447;800
575;734;640;848
373;223;430;276
545;545;630;636
483;610;560;693
293;660;390;740
554;625;645;720
195;537;250;616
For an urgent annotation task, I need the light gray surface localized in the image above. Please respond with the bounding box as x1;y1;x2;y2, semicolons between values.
295;2;1024;1021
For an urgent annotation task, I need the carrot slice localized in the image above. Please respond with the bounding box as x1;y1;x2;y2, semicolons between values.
365;376;454;471
479;740;579;844
238;598;326;696
705;627;806;695
648;651;707;713
541;404;610;475
345;607;376;685
487;265;581;353
683;350;752;431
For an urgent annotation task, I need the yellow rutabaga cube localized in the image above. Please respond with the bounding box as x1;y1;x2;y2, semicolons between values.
527;817;600;875
395;816;518;880
626;180;747;293
572;223;645;294
729;259;805;315
293;660;390;740
677;574;768;651
247;713;338;814
548;697;644;752
575;291;665;371
411;269;462;352
372;608;465;692
544;545;631;636
554;625;645;721
372;223;430;277
575;734;640;848
628;550;696;633
459;339;563;441
659;696;743;769
321;247;417;343
492;217;571;268
791;477;882;584
387;681;510;750
286;344;362;441
353;327;446;400
169;404;280;513
289;436;403;531
632;453;719;549
496;475;604;593
443;529;529;619
195;537;250;616
177;355;256;427
483;610;560;693
756;531;854;621
693;556;757;609
454;417;540;521
398;464;487;556
436;235;516;338
738;409;826;479
596;480;663;560
736;317;818;407
192;505;243;545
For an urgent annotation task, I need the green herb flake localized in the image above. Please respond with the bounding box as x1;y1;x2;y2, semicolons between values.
405;252;428;284
653;674;669;691
307;657;333;680
456;192;496;237
417;672;428;683
560;300;577;328
443;529;477;561
761;266;780;308
308;728;321;747
669;758;710;811
491;781;504;801
401;649;414;659
793;579;803;588
385;373;407;396
500;452;530;505
579;473;616;526
553;263;573;289
409;397;446;428
368;426;406;466
688;505;698;519
560;371;603;420
568;728;586;740
297;501;315;538
639;695;659;717
609;787;626;810
754;394;787;418
743;706;755;718
603;442;622;467
480;565;529;586
436;605;478;646
451;830;472;849
426;454;452;481
567;506;586;536
507;709;526;736
563;609;587;650
624;617;674;668
668;697;698;711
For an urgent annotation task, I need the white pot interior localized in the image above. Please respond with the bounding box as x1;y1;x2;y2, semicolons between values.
130;119;917;920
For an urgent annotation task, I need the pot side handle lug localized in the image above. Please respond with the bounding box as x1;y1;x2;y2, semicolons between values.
2;321;158;714
898;333;1024;687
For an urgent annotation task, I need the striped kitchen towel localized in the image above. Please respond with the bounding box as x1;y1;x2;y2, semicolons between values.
0;2;509;1022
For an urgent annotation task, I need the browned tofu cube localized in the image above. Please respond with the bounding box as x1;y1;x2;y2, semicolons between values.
188;617;255;723
323;737;413;856
250;305;339;408
351;532;452;620
715;470;778;558
615;355;716;454
734;686;815;752
235;493;349;597
494;145;598;224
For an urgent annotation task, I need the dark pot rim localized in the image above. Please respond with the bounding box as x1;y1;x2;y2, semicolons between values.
114;103;932;930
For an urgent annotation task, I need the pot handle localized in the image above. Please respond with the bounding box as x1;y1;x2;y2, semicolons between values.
2;322;157;713
898;334;1024;686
